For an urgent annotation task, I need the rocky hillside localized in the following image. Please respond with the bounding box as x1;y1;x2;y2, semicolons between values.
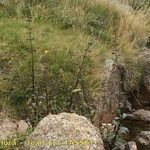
0;0;149;150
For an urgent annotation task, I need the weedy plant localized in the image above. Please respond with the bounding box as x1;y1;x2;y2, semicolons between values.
68;41;93;120
24;0;37;127
107;105;130;149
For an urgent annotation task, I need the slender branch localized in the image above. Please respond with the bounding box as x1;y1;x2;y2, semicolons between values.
68;42;93;111
28;1;35;100
125;82;142;106
80;78;93;121
26;0;39;126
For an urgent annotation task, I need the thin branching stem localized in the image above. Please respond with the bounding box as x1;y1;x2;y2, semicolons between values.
26;0;39;126
68;42;93;111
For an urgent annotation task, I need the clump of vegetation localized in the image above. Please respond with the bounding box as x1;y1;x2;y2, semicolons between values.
0;0;149;128
105;112;129;149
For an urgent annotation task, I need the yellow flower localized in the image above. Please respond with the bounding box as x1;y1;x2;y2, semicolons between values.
45;50;48;54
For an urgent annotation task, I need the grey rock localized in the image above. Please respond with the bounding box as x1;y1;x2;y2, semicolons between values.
124;109;150;139
17;120;29;133
135;131;150;150
138;49;150;104
24;113;104;150
0;117;17;140
0;114;29;140
132;109;150;122
127;141;137;150
93;59;120;125
114;141;137;150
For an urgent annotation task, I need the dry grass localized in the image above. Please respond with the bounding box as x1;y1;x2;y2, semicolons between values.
94;0;149;63
95;0;149;39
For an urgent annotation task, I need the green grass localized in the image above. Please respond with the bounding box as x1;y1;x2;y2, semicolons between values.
0;0;149;122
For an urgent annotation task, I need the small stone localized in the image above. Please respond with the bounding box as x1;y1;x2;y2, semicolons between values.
17;120;29;133
127;141;137;150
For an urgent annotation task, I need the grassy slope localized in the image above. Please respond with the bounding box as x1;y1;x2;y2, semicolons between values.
0;0;149;118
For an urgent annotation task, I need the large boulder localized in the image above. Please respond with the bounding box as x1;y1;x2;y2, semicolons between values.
135;131;150;150
24;113;104;150
141;54;150;85
137;49;150;109
93;59;121;125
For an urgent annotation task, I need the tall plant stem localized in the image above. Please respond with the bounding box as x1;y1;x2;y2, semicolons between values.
26;0;38;126
68;42;93;111
28;18;35;100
